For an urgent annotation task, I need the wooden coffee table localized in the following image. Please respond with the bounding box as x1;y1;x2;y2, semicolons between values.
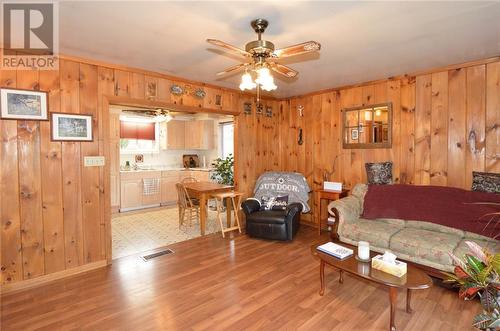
311;241;432;331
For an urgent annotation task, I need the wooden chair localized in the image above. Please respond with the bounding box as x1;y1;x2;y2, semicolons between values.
212;191;243;238
176;183;200;228
181;177;198;184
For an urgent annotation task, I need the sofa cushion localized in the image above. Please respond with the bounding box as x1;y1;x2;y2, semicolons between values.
453;239;500;260
390;228;462;267
341;218;405;248
405;220;465;237
246;210;287;225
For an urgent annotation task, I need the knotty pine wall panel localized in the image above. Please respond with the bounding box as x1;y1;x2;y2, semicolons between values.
278;59;499;227
0;58;277;286
39;69;65;274
1;55;498;285
486;62;500;174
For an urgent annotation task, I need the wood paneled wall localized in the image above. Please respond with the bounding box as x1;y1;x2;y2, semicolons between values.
278;60;499;224
0;58;280;286
1;55;498;286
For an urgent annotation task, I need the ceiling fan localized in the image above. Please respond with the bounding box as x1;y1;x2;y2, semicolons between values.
207;18;321;94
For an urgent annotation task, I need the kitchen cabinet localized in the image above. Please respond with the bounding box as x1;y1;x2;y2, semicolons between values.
160;120;214;150
119;170;212;211
184;120;214;150
120;171;162;211
120;179;143;210
161;171;180;205
189;171;210;182
161;120;185;150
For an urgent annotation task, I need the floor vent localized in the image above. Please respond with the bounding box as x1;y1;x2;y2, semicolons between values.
141;249;174;261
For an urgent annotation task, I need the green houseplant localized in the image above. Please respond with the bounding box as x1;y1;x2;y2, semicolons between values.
445;241;500;330
210;154;234;185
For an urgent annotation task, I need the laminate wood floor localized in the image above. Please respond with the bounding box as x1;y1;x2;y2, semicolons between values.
1;227;478;331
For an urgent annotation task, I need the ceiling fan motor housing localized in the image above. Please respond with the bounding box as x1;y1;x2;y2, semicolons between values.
246;19;275;57
245;40;275;56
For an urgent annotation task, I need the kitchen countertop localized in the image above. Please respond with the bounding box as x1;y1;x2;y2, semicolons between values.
120;167;213;173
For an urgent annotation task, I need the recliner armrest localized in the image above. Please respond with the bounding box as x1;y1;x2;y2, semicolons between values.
286;202;303;218
241;199;261;215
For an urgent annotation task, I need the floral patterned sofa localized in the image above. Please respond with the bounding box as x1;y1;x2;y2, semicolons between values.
328;184;500;273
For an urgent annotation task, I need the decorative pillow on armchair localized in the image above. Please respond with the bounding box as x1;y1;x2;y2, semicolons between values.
365;161;393;185
260;195;289;211
472;171;500;194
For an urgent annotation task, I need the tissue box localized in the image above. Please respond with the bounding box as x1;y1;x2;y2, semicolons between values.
324;181;342;191
371;255;407;277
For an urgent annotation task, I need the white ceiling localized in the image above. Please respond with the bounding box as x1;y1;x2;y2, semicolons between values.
59;1;500;98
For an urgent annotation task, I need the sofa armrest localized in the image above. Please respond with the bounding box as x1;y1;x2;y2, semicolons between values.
328;196;362;240
241;199;261;215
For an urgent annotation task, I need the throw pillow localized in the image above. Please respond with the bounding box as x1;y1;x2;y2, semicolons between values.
260;195;289;211
365;161;393;185
472;171;500;194
271;195;289;210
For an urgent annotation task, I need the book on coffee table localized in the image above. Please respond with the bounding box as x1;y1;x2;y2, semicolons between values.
317;242;353;260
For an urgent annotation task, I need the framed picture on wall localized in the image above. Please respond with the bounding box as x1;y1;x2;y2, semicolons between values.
351;128;359;141
51;112;93;141
0;88;48;120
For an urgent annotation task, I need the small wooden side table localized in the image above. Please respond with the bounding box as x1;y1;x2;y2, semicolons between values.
212;191;243;238
314;188;349;235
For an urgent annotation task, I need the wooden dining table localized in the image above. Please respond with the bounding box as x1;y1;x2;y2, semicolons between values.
183;182;234;235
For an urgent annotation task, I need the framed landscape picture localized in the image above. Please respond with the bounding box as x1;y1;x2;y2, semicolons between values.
0;88;48;120
51;113;93;141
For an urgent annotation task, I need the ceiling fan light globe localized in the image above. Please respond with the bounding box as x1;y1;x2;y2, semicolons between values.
260;81;277;91
239;72;256;90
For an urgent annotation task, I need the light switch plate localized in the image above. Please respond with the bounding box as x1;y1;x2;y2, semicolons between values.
84;156;105;167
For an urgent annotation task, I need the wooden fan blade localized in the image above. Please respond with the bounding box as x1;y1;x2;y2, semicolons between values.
207;39;251;58
272;41;321;58
216;63;250;76
270;63;298;78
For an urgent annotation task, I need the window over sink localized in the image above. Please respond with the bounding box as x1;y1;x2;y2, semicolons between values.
120;121;160;154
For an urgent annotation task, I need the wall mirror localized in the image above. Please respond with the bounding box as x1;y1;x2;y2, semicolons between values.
342;102;392;149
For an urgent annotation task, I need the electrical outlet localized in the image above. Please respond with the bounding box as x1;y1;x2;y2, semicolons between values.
84;156;105;167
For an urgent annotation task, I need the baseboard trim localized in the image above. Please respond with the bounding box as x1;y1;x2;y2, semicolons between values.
0;260;107;295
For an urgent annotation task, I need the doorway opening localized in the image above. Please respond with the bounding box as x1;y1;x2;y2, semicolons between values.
107;102;236;260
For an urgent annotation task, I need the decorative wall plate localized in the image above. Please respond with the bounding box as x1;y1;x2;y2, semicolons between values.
170;84;184;96
265;106;273;117
146;82;157;99
256;103;263;114
243;102;252;115
193;88;206;99
215;94;222;106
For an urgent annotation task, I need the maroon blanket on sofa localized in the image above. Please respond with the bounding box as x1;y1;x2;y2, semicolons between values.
362;184;500;239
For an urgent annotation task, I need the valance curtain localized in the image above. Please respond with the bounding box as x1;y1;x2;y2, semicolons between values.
120;121;155;140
